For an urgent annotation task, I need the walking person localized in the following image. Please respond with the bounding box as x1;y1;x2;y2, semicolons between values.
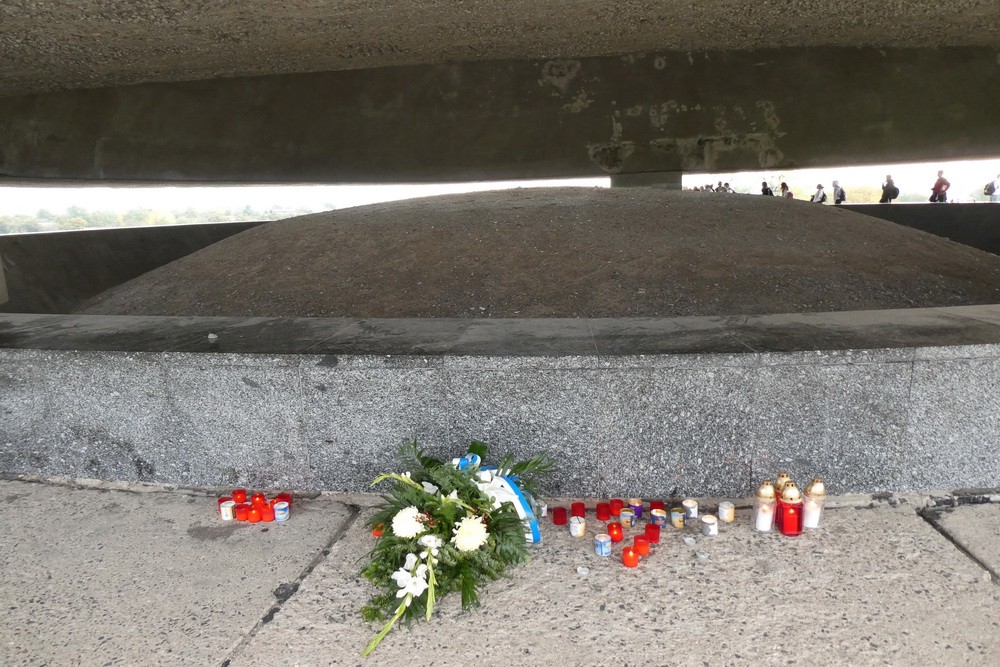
880;175;898;203
930;170;950;203
810;183;827;204
986;174;1000;202
761;181;774;196
831;180;847;205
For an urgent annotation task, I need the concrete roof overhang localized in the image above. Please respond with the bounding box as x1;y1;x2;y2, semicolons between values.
2;1;999;96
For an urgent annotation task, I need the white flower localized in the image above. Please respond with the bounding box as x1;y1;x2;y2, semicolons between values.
477;470;494;483
390;554;429;599
418;534;443;559
447;490;459;501
391;506;427;539
421;481;440;495
451;515;489;552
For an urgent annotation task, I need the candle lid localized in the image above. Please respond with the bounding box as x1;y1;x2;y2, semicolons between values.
780;481;802;503
699;514;717;524
755;480;776;501
774;471;792;492
805;477;827;498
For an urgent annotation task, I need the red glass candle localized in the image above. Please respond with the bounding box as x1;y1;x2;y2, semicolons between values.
622;546;639;568
248;506;262;523
231;489;248;504
608;522;624;542
217;496;232;506
552;507;568;525
778;501;803;536
273;492;293;507
774;499;785;532
609;499;624;516
234;503;250;521
250;493;267;508
649;500;665;511
571;502;586;518
595;503;612;521
261;504;276;522
644;523;661;543
634;537;650;556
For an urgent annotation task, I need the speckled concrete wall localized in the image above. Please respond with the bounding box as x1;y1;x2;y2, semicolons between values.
3;344;999;496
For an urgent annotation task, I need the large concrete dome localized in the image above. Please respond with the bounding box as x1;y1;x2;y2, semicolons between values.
78;188;1000;318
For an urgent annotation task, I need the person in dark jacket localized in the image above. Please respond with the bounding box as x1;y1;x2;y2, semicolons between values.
880;175;898;203
761;181;774;196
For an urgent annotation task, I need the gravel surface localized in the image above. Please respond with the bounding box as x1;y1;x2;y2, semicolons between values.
2;1;999;96
77;188;1000;319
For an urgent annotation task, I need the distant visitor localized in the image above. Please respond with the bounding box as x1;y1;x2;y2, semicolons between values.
929;170;950;203
780;182;793;199
880;175;899;203
832;180;847;205
761;181;774;196
986;174;1000;202
810;184;827;204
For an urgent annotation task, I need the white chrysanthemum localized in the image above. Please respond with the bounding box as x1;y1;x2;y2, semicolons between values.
451;515;489;552
391;506;427;539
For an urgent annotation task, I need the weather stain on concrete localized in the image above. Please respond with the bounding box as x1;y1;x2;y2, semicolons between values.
539;60;581;93
588;141;635;173
242;376;261;388
5;494;25;503
187;523;241;541
562;89;593;113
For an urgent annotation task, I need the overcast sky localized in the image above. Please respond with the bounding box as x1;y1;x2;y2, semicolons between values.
1;157;998;216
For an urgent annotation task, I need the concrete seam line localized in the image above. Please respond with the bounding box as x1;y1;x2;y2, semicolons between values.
218;505;362;667
917;508;999;585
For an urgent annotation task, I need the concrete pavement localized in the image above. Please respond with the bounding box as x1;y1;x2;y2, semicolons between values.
1;478;998;666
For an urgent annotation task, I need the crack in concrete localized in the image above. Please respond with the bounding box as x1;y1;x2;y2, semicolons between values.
218;504;362;667
917;508;999;585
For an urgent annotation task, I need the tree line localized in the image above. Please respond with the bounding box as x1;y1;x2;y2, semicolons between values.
0;205;318;235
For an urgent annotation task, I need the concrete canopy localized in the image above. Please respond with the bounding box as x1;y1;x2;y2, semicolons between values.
2;1;1000;96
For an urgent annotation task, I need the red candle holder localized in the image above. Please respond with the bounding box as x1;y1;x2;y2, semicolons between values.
234;503;250;521
622;547;639;568
273;492;293;507
552;507;568;525
250;493;267;508
774;499;785;532
595;503;612;521
248;506;262;523
778;501;803;536
231;489;248;504
261;504;276;522
608;522;624;542
610;499;624;516
634;537;650;556
571;502;586;518
217;496;232;507
649;500;665;511
644;523;661;543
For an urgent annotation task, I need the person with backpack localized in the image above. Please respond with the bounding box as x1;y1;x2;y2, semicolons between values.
832;180;847;205
810;183;827;204
986;174;1000;202
930;170;950;203
880;175;899;203
761;181;774;196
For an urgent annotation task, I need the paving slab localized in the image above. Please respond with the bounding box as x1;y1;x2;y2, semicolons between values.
235;504;1000;667
0;481;356;666
929;504;1000;579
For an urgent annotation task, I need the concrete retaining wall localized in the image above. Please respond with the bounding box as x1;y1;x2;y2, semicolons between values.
3;341;999;497
0;221;265;313
844;203;1000;255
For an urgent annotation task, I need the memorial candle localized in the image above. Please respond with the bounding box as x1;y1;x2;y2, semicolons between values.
622;547;639;568
649;500;665;511
608;522;624;542
247;506;262;523
754;480;776;533
571;502;586;518
803;477;827;529
552;507;568;525
610;499;624;516
644;523;661;543
595;503;612;521
231;489;248;504
778;482;804;537
633;537;650;556
628;498;644;520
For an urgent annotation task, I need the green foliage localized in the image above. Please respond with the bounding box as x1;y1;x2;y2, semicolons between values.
360;439;552;656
